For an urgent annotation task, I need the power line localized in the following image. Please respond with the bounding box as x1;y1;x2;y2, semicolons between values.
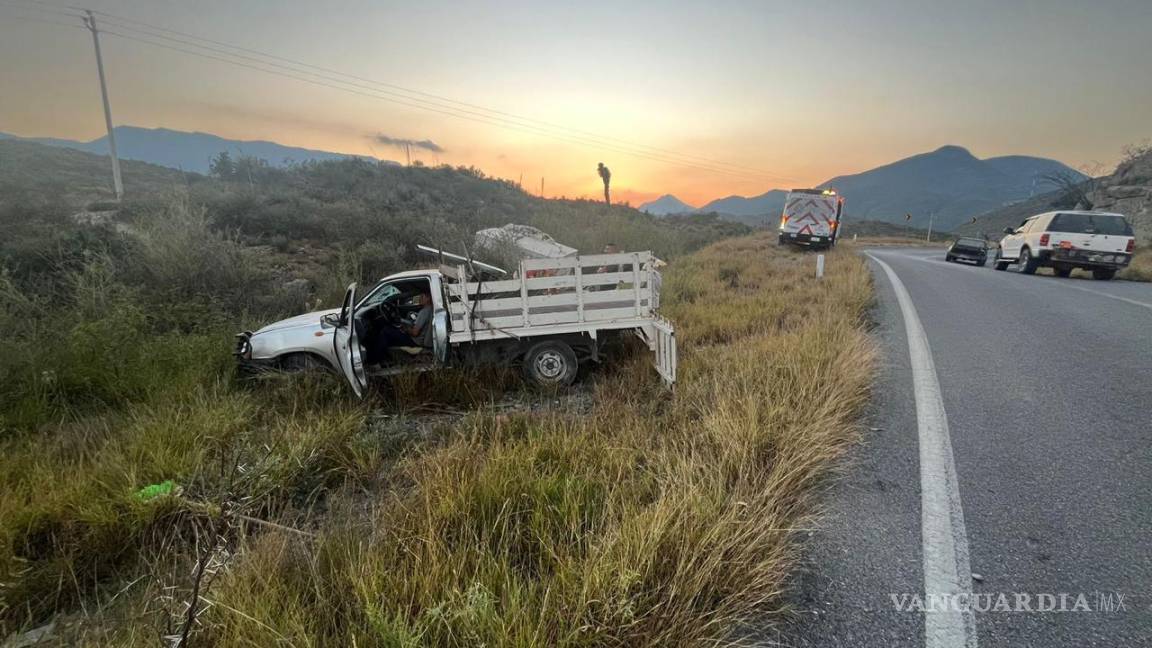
90;29;770;181
85;8;794;181
14;2;788;181
14;2;751;178
86;16;778;181
0;10;83;29
4;2;795;183
0;0;81;18
89;29;777;181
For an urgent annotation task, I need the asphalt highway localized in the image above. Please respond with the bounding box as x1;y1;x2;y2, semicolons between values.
775;247;1152;647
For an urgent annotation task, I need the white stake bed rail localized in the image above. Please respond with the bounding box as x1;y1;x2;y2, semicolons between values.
445;251;677;387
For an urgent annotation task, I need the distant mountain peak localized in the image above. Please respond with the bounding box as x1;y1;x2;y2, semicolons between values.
696;189;788;218
638;194;695;216
932;144;974;156
661;145;1083;231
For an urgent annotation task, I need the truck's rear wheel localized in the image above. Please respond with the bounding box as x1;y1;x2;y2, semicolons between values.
1054;265;1073;278
522;340;578;387
1092;269;1116;281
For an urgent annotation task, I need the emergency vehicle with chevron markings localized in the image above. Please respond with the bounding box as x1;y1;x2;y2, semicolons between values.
777;188;844;249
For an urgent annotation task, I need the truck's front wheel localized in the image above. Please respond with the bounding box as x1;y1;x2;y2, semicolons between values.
523;340;578;387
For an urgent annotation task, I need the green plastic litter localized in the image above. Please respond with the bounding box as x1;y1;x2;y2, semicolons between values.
135;480;178;501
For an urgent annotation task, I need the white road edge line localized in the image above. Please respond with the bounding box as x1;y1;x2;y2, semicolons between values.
867;252;978;648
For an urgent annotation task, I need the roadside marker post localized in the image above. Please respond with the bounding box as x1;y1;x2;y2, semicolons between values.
816;254;825;279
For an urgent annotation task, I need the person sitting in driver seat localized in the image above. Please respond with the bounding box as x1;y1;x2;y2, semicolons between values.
374;290;434;357
410;291;434;348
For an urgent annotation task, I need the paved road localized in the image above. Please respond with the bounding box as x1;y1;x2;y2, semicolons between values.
773;247;1152;647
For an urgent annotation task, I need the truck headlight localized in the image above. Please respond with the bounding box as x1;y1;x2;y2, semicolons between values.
234;333;253;359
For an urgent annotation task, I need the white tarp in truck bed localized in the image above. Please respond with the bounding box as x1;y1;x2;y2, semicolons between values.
474;224;578;260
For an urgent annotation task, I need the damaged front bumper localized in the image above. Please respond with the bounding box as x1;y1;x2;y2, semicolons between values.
233;332;276;374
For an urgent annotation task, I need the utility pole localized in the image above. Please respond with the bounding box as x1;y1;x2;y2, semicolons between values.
540;177;544;198
83;10;123;201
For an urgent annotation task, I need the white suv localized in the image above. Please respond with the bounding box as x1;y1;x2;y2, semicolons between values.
994;211;1136;280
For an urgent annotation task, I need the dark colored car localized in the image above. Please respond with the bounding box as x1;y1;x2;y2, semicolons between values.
945;237;988;265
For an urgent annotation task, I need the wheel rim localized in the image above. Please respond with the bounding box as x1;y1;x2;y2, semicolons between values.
534;350;566;380
1020;249;1029;269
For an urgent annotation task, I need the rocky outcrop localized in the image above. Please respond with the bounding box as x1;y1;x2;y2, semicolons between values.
954;148;1152;242
1089;148;1152;243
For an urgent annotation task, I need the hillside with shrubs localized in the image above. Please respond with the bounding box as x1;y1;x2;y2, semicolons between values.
0;140;884;648
0;140;744;635
2;139;747;317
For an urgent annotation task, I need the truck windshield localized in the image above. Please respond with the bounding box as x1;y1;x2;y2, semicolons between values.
1049;213;1133;236
357;283;400;309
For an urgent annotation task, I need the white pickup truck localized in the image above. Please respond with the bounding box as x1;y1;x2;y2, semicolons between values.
235;251;676;396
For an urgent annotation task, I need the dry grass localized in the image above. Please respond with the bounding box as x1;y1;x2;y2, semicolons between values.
1118;246;1152;281
3;232;876;646
190;234;876;646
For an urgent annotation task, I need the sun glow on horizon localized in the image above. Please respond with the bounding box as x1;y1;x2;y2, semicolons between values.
2;0;1148;206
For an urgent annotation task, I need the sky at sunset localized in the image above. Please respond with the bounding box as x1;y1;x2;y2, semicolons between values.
1;0;1150;206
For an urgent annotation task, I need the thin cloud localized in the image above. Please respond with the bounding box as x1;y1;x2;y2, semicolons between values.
370;133;444;153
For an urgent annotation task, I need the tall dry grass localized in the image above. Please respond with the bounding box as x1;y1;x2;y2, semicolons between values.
0;201;385;636
173;233;876;647
4;231;874;645
1118;245;1152;281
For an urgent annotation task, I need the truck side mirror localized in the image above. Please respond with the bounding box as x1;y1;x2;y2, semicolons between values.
1003;227;1014;234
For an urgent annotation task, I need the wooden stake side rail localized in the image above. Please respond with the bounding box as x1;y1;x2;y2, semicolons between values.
439;250;676;388
446;251;657;333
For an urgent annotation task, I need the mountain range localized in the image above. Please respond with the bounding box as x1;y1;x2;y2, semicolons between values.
639;146;1086;231
0;126;389;174
953;146;1152;244
1;126;1085;232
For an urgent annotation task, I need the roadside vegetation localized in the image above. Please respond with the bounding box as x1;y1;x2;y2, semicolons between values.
1;189;874;644
1118;246;1152;281
1;139;748;293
